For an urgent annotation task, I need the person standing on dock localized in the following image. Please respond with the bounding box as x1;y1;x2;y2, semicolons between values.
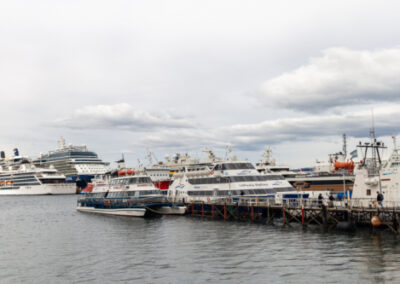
318;193;323;207
328;194;334;207
377;191;384;208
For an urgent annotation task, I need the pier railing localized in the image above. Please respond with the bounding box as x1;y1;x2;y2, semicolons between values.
186;196;400;210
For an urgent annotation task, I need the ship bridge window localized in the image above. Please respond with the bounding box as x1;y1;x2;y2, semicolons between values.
188;177;230;185
128;178;138;184
187;190;213;196
228;175;283;182
221;163;255;170
214;164;222;171
138;177;152;184
70;151;98;157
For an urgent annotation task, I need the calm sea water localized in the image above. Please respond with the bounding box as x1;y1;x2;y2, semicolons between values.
0;195;400;283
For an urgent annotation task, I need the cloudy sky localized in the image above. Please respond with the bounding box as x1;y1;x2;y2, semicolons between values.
1;0;400;168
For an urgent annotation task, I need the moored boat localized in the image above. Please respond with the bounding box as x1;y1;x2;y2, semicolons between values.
77;170;185;217
0;162;76;195
168;158;295;204
34;137;109;185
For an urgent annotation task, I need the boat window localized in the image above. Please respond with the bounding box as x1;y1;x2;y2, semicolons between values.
119;179;129;185
187;190;213;196
138;177;152;184
188;177;230;185
221;163;255;170
129;178;138;184
228;175;283;182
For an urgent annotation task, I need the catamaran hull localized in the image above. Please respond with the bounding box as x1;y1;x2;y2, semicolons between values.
76;206;146;217
155;206;186;215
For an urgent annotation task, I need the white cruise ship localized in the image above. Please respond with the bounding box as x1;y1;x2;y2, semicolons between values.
168;159;295;203
0;162;76;195
34;137;109;184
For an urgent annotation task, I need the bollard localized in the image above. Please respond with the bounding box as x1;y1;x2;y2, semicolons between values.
282;205;286;225
224;203;227;220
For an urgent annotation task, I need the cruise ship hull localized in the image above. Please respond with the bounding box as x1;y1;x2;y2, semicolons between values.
0;184;76;195
65;174;95;183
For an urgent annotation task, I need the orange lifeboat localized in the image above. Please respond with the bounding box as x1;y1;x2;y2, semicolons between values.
126;169;134;175
334;161;355;172
118;170;126;176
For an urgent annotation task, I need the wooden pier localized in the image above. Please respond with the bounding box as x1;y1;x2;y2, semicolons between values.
185;198;400;234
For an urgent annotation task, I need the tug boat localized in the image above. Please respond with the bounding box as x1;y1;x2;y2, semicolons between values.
77;169;185;217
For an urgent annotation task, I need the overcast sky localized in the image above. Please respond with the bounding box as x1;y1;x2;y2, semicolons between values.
1;0;400;168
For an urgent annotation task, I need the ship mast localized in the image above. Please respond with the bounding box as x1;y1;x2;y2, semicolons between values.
357;125;386;193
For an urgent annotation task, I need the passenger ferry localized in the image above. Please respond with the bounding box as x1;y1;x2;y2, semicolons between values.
77;169;185;217
168;159;295;203
34;137;109;184
0;162;76;195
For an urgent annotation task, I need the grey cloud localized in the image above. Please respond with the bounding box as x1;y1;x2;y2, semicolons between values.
53;103;194;131
135;105;400;152
258;47;400;112
223;106;400;150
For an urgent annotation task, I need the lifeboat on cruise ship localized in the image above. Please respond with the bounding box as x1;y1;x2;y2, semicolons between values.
334;161;355;173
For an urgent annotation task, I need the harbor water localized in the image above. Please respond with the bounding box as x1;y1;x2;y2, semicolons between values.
1;196;400;283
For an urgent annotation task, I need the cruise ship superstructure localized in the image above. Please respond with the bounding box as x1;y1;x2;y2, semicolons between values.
34;138;109;183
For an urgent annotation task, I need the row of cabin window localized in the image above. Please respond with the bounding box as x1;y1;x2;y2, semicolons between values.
187;187;295;196
110;177;152;186
188;175;284;185
188;189;275;196
213;163;255;171
88;190;160;198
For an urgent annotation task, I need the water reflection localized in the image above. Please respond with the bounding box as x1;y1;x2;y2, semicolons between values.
0;196;399;283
